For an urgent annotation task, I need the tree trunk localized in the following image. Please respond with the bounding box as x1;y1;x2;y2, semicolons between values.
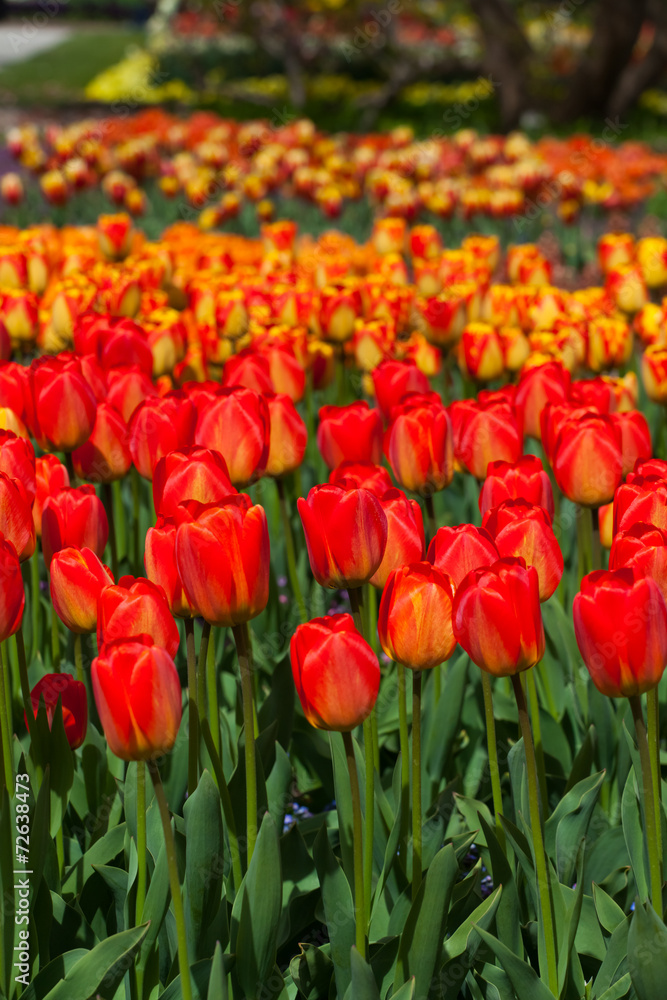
606;0;667;119
469;0;533;129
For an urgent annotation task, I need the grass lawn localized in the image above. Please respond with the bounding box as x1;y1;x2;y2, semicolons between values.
0;26;144;104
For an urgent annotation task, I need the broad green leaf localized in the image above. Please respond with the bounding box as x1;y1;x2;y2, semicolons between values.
627;900;667;1000
289;943;334;1000
393;844;458;999
312;822;355;999
207;941;229;1000
443;885;502;961
233;813;282;998
593;884;626;934
347;947;381;1000
39;924;148;1000
424;652;468;780
621;771;649;901
544;772;604;885
475;927;555;1000
18;950;89;1000
592;916;631;997
184;769;225;960
61;823;126;896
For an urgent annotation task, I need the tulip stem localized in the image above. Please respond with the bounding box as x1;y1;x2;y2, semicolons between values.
197;621;210;726
362;715;374;931
348;586;364;636
647;687;663;867
51;599;61;672
591;507;601;572
74;634;84;686
424;495;436;544
16;626;34;734
342;730;366;959
526;668;549;819
397;664;410;869
434;663;441;704
103;482;119;581
201;718;243;895
30;550;40;662
64;451;75;485
207;629;221;756
185;618;199;797
148;761;193;1000
412;670;423;901
0;644;13;793
135;760;147;999
630;695;663;914
131;466;141;575
365;585;380;773
481;671;506;851
276;478;307;623
512;674;558;995
233;622;258;866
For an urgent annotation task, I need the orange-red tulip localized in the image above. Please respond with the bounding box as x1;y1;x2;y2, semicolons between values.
194;385;269;487
479;454;554;518
97;576;180;656
384;393;453;495
427;523;499;590
378;561;455;669
42;485;108;567
265;393;307;478
50;546;114;634
317;401;383;470
28;673;87;749
0;531;24;641
482;499;563;601
370;488;425;589
552;412;623;507
72;402;131;483
152;446;234;519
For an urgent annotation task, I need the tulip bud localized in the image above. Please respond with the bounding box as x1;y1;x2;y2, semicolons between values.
72;403;131;483
552;412;623;507
26;353;97;453
152;447;235;519
482;499;563;601
427;523;499;590
328;461;393;495
50;547;114;634
298;484;387;589
479;454;554;518
33;454;69;536
0;430;35;504
384;393;453;496
371;359;430;423
265;393;307;478
0;531;24;641
92;640;182;760
194;385;269;487
458;322;504;382
449;391;523;481
317;401;383;470
29;673;87;750
641;345;667;404
290;614;380;731
42;485;108;567
573;569;667;697
97;576;180;656
515;361;571;441
129;391;197;481
614;475;667;535
370;489;425;589
0;472;35;562
379;561;455;669
145;514;197;619
610;411;652;479
453;557;545;676
610;523;667;603
176;495;270;627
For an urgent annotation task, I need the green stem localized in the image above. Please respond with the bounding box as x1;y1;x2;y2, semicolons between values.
348;586;364;636
397;664;410;870
412;669;422;901
207;628;221;757
277;478;307;623
362;715;374;932
16;625;34;734
56;826;64;875
197;621;210;726
30;550;40;661
148;761;193;1000
201;718;243;895
64;450;75;484
647;687;663;867
74;633;84;686
342;730;366;959
185;618;199;797
103;482;119;581
51;595;61;672
512;674;558;995
131;466;141;575
527;669;549;819
424;495;437;545
434;663;442;704
630;695;663;914
233;622;257;865
591;506;601;573
0;644;13;793
365;585;381;773
136;761;147;925
481;671;506;851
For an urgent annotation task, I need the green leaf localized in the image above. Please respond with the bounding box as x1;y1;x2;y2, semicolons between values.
312;822;355;999
347;947;381;1000
593;916;631;997
424;652;468;780
289;943;334;1000
478;812;523;958
393;843;458;999
390;980;415;1000
184;769;225;960
621;771;649;901
266;742;293;834
544;772;604;885
474;927;555;1000
18;950;89;1000
207;941;229;1000
233;812;282;998
593;884;626;934
38;924;148;1000
61;823;126;896
29;698;75;837
443;886;502;960
596;973;632;1000
627;900;667;1000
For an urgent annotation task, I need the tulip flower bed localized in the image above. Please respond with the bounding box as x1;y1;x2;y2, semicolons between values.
2;208;667;1000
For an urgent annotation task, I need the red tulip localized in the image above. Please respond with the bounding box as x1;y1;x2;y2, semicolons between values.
552;412;623;507
0;430;35;504
453;557;545;676
371;359;429;423
450;391;523;480
427;523;499;590
42;485;108;567
609;411;652;479
106;364;158;422
515;361;570;441
265;393;307;478
614;475;667;534
573;569;667;696
0;531;24;641
262;343;305;401
97;576;180;656
540;403;590;466
128;391;197;480
317;401;383;469
72;402;131;483
569;377;616;414
631;458;667;481
25;353;97;452
290;614;380;731
370;488;425;589
145;514;196;618
223;348;274;394
152;447;235;519
384;393;454;495
195;385;269;486
482;499;563;601
328;462;393;496
298;483;387;589
50;546;114;633
28;673;87;749
0;472;35;562
33;454;69;536
479;454;554;518
176;495;270;627
378;561;455;669
92;639;182;760
610;523;667;602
